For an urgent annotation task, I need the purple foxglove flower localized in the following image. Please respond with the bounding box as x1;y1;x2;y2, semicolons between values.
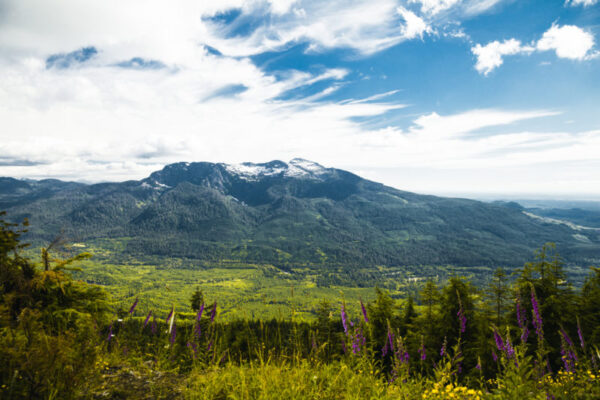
531;288;543;339
360;300;369;323
129;297;139;315
440;337;447;357
341;303;348;335
381;341;389;358
143;310;152;328
210;302;217;323
505;335;515;359
197;302;204;321
521;326;529;343
352;335;360;354
494;329;504;351
418;340;426;361
387;328;395;352
577;317;585;350
560;328;574;348
165;307;174;323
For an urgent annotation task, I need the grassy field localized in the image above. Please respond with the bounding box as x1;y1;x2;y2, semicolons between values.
23;238;591;321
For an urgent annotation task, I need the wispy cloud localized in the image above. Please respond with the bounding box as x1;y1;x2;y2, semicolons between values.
565;0;599;7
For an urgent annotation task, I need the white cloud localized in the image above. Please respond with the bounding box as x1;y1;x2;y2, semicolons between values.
410;0;461;15
409;0;505;17
409;109;558;137
397;7;432;39
565;0;599;7
205;0;436;56
471;39;534;75
472;24;597;75
537;24;596;60
0;0;598;196
268;0;299;14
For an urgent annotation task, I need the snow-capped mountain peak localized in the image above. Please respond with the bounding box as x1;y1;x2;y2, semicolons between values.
223;159;327;181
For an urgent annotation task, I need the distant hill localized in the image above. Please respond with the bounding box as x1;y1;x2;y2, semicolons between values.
1;159;599;269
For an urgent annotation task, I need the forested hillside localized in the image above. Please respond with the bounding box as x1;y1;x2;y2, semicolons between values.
1;160;598;272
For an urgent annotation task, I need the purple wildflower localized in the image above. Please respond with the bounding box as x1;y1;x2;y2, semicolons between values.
505;334;515;359
440;337;447;357
531;288;543;339
559;328;578;363
577;317;585;350
197;302;205;321
387;328;395;352
560;345;572;373
352;328;365;354
143;310;152;328
129;297;139;315
195;323;202;339
516;296;529;343
360;300;369;323
521;326;530;344
419;343;426;361
476;357;482;371
165;307;174;323
210;302;217;323
560;328;574;348
341;303;349;334
352;335;361;354
382;341;389;358
493;329;504;352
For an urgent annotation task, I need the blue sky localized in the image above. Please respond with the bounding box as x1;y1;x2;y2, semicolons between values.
0;0;599;198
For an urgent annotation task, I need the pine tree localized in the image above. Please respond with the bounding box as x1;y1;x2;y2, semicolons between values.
190;286;204;312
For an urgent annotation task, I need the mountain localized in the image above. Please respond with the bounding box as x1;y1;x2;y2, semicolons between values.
1;159;599;270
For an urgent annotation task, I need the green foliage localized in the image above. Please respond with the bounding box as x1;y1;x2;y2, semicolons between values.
190;286;204;312
0;214;110;399
2;212;600;398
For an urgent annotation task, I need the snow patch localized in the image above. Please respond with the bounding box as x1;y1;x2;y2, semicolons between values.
224;159;328;181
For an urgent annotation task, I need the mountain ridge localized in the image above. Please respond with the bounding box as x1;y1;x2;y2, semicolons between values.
1;159;598;270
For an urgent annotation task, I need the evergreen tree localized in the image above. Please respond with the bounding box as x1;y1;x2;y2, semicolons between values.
488;267;510;328
190;286;204;312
